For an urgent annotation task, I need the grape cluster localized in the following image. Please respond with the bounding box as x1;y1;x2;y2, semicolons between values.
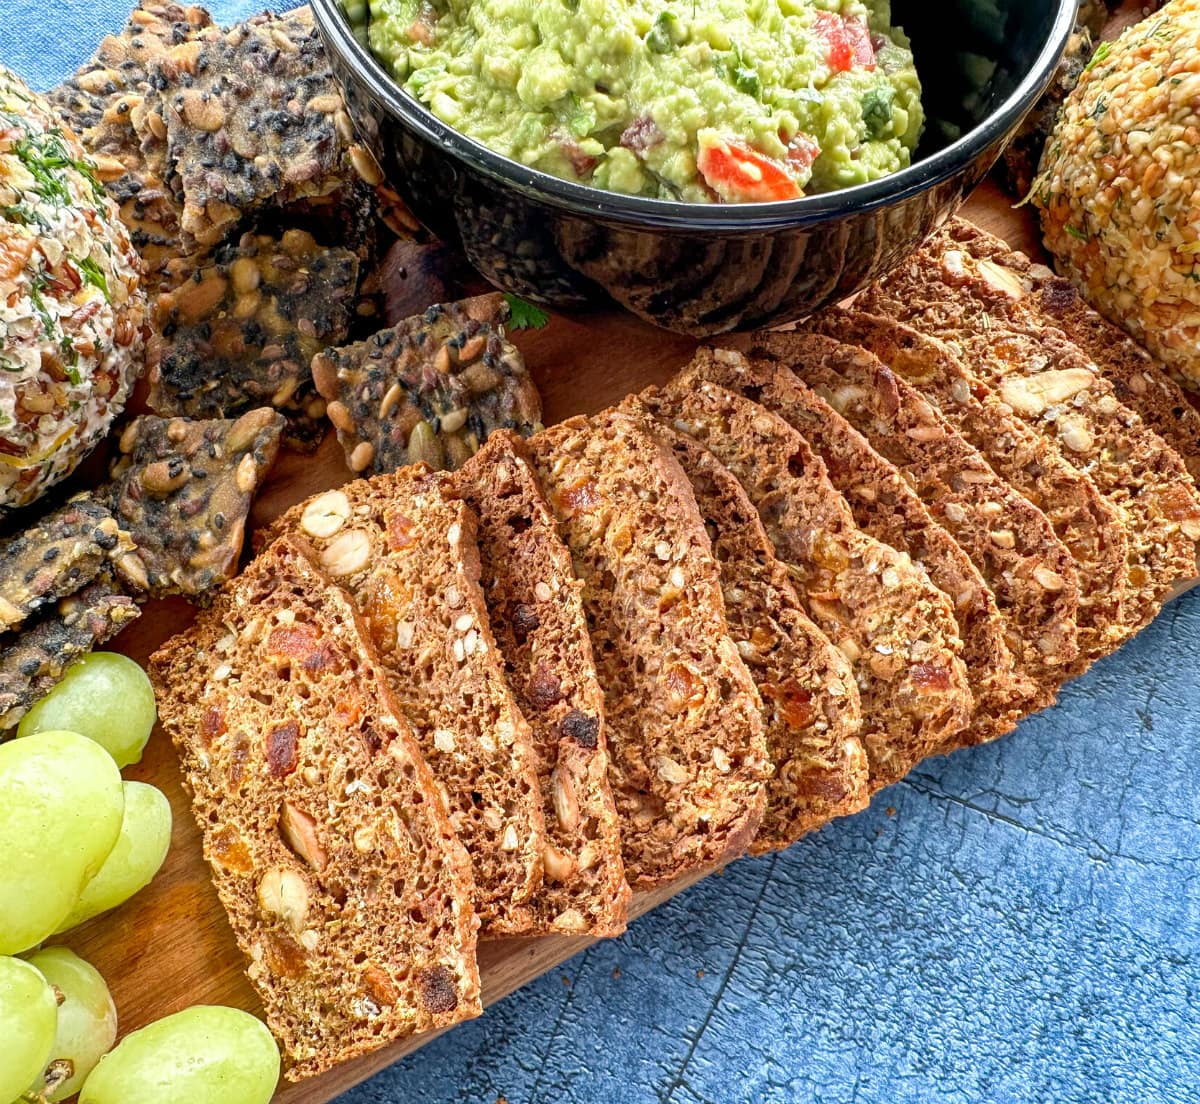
0;654;280;1103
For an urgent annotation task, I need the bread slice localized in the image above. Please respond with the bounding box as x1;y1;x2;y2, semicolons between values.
645;357;973;789
964;238;1200;483
446;432;631;936
150;535;481;1080
745;333;1082;692
527;411;770;888
682;350;1039;743
622;401;869;848
264;469;547;934
859;221;1200;630
819;309;1131;664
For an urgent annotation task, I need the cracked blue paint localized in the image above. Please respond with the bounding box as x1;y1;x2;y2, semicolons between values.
12;9;1200;1101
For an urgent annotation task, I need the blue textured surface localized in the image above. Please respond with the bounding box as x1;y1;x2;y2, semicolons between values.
9;6;1200;1101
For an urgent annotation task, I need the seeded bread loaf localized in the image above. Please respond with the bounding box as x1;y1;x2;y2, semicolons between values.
623;403;869;847
150;535;481;1080
527;412;771;888
447;432;631;936
265;469;547;934
748;333;1082;690
820;309;1131;663
646;357;973;789
859;224;1200;630
681;352;1037;744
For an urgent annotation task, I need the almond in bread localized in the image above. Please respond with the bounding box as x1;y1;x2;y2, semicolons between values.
448;432;631;936
527;411;771;888
150;535;481;1080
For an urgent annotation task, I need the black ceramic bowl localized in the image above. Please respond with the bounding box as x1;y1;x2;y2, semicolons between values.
313;0;1077;336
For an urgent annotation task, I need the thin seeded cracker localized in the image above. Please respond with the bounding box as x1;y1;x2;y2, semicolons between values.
689;350;1039;744
311;293;544;476
814;308;1131;665
265;467;547;933
645;356;972;790
859;223;1200;631
449;432;630;937
528;412;771;887
624;404;869;848
149;229;359;448
103;407;285;598
0;580;139;731
0;497;133;634
751;332;1082;690
150;536;482;1079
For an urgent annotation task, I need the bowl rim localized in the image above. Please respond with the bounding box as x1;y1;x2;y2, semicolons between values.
311;0;1078;232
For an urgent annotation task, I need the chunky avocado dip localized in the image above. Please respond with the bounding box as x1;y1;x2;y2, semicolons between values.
366;0;923;202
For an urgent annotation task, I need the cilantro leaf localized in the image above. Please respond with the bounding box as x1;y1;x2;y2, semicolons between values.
504;293;550;330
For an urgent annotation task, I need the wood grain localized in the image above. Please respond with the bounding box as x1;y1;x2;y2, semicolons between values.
47;36;1189;1101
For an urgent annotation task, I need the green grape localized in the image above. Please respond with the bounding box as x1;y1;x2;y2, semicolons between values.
56;782;172;933
79;1006;280;1104
23;947;117;1101
18;652;157;769
0;731;124;955
0;955;58;1101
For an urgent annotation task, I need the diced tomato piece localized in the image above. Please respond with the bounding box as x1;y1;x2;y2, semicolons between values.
787;133;822;173
696;135;803;203
813;11;876;74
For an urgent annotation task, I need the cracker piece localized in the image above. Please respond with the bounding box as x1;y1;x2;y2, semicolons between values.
624;404;870;847
645;356;973;791
859;219;1200;631
527;412;771;886
149;229;359;448
815;307;1132;666
0;498;133;634
940;225;1200;483
748;333;1083;695
0;580;139;731
264;467;548;933
104;408;285;598
310;293;543;476
449;432;631;936
150;536;482;1079
687;349;1044;742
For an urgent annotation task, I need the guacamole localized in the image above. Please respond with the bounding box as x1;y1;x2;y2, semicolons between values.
367;0;923;202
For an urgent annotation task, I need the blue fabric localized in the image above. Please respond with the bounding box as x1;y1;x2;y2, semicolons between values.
9;5;1200;1101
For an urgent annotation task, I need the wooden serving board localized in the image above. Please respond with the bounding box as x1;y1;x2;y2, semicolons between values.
48;51;1173;1098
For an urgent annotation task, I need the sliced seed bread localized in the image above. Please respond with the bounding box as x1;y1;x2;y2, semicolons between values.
747;332;1082;692
683;350;1038;743
447;431;631;937
527;411;771;888
265;469;547;934
645;357;973;789
621;403;869;848
859;223;1200;630
951;231;1200;482
150;535;481;1080
820;309;1131;664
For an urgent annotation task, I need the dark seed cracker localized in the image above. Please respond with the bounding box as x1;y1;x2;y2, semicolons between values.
311;293;544;476
0;580;140;732
103;407;285;598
